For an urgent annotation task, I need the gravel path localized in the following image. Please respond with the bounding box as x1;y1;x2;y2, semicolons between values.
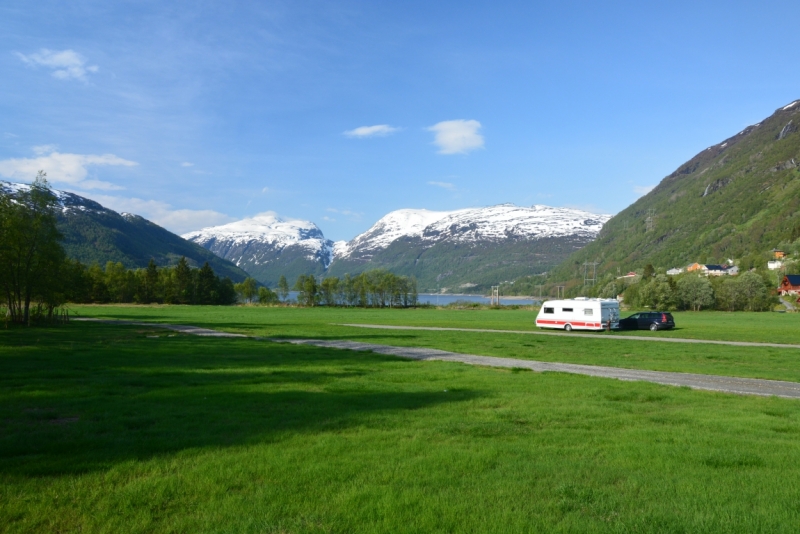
73;318;247;337
338;323;800;350
278;338;800;399
74;317;800;398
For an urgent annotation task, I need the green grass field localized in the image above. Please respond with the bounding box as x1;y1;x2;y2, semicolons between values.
70;305;800;382
3;307;800;532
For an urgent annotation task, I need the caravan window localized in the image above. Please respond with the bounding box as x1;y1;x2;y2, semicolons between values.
562;307;573;312
543;307;554;314
584;308;593;316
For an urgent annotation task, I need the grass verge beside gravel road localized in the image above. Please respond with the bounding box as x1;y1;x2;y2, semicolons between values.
4;319;800;532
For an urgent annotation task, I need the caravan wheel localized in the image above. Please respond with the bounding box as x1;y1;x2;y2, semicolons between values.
564;324;573;332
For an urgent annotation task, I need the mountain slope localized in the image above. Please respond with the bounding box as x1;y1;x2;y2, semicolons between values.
329;204;610;291
550;99;800;283
183;214;333;285
0;181;249;281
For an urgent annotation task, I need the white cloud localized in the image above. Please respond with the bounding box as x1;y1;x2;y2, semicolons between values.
343;124;400;138
32;144;58;155
322;215;336;222
427;119;484;154
261;186;270;194
0;150;137;190
83;194;235;235
180;162;194;167
427;181;456;191
634;185;655;196
326;207;362;220
17;49;98;81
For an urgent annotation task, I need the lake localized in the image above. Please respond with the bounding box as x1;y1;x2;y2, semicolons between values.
286;291;539;306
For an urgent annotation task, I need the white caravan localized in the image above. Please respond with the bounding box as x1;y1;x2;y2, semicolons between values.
535;298;620;331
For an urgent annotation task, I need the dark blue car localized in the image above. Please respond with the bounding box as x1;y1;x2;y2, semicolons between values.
618;312;675;331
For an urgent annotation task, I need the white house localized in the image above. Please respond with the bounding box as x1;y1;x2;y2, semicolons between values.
768;260;783;270
666;267;684;275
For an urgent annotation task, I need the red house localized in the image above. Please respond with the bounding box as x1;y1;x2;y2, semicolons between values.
778;275;800;296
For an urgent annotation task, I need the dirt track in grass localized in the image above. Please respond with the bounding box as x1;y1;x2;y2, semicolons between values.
338;323;800;349
76;318;800;399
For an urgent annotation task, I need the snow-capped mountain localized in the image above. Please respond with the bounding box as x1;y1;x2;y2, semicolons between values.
326;203;610;291
423;204;607;241
0;181;249;281
334;204;609;263
185;203;609;289
333;208;469;259
183;213;333;284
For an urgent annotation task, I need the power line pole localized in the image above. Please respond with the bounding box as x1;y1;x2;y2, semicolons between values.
490;286;500;306
646;208;656;232
583;261;599;286
557;285;565;299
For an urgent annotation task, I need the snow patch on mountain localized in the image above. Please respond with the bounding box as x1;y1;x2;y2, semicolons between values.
1;180;110;215
336;204;610;260
334;208;468;258
183;213;334;267
423;204;608;242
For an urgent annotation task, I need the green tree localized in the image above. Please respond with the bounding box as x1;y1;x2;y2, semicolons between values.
277;275;290;303
105;261;130;303
196;262;217;304
144;258;159;303
0;172;66;324
173;256;193;304
235;277;258;304
715;277;744;311
319;277;339;306
258;286;278;305
642;264;655;279
738;271;771;311
294;275;318;306
639;274;676;310
677;275;715;311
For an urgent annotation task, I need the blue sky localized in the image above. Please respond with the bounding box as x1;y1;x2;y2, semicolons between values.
1;1;799;240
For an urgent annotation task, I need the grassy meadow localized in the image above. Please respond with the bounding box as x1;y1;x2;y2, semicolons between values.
69;305;800;382
3;306;800;532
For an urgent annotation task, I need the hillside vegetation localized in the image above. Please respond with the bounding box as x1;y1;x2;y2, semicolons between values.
550;100;800;285
328;235;588;292
58;202;249;282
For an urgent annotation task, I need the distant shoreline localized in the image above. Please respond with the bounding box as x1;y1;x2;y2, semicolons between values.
418;293;539;301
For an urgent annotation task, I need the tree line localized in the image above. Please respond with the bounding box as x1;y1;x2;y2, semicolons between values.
288;270;419;307
0;174;239;325
64;258;238;305
599;269;776;312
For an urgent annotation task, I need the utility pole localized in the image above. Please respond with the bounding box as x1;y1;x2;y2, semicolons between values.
646;208;656;232
583;261;599;286
557;285;565;299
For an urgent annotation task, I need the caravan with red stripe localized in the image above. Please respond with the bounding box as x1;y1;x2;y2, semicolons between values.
535;298;620;332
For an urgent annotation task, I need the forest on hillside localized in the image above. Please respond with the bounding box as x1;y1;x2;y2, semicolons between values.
0;175;239;325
